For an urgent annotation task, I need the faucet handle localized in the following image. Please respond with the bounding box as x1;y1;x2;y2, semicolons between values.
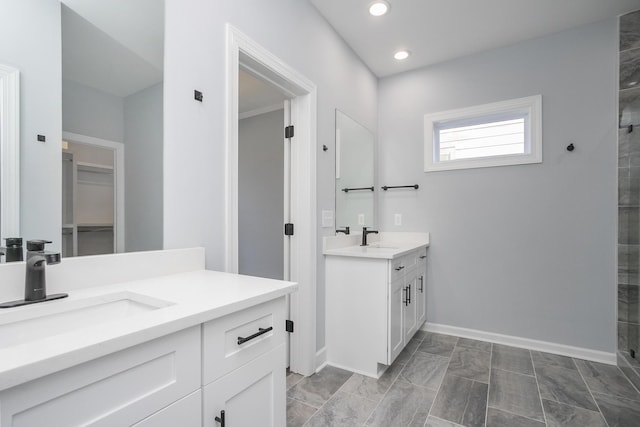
26;240;53;252
4;237;23;247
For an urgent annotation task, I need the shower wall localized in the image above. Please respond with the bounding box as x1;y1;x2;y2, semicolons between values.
618;9;640;359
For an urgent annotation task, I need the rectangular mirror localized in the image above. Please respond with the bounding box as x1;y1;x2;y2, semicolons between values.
61;0;164;257
335;110;375;231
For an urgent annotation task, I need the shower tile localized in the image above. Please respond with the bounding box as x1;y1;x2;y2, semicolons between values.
619;88;640;128
619;167;631;206
621;9;640;51
619;285;629;322
619;321;629;351
618;207;640;245
629;285;639;324
620;48;640;90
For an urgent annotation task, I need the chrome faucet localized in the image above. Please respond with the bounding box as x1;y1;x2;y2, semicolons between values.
361;227;379;246
336;226;350;235
0;240;68;309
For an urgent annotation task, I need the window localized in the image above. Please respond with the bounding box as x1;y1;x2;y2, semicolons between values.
424;95;542;172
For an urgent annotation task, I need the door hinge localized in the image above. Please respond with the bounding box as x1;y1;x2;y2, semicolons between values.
284;223;294;236
285;125;294;139
286;320;294;333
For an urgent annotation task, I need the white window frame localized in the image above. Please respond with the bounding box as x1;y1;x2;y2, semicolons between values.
424;95;542;172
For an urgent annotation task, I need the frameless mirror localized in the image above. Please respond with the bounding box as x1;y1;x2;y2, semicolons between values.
60;0;164;257
335;110;375;231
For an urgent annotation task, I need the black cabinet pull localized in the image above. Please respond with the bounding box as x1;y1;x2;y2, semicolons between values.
419;255;426;259
419;276;424;293
215;410;225;426
395;265;404;271
408;284;411;304
237;326;273;345
403;287;409;306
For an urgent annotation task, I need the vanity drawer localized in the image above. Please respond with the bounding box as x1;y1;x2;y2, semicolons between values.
202;296;286;385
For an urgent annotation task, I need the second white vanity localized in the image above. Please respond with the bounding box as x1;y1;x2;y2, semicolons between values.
324;232;430;378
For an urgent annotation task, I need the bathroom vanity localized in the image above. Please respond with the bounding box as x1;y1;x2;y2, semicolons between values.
324;233;429;378
0;248;296;426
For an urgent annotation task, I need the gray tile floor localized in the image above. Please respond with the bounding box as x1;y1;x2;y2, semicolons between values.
286;332;640;427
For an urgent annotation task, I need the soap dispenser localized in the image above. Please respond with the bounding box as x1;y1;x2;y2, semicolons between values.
3;237;24;262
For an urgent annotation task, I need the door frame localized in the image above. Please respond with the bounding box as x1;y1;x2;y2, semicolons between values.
225;24;318;376
62;131;125;253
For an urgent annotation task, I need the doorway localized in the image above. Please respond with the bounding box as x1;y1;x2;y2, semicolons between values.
226;25;318;376
61;132;125;257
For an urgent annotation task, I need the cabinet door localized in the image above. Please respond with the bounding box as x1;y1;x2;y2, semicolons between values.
403;273;418;344
388;278;404;363
133;390;201;427
203;344;286;427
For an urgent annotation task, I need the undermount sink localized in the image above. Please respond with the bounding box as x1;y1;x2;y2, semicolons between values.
0;292;173;349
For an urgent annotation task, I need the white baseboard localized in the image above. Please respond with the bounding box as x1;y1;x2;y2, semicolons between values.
424;323;616;365
315;347;327;373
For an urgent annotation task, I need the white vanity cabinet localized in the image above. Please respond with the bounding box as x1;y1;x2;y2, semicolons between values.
326;245;428;378
0;296;290;427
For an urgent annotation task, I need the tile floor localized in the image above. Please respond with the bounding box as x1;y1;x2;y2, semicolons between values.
286;331;640;427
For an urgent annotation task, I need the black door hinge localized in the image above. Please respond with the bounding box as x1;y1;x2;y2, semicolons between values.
285;320;294;333
284;223;294;236
285;125;294;139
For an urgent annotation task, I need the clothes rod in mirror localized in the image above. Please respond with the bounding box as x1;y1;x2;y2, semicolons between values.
342;186;374;193
381;185;419;191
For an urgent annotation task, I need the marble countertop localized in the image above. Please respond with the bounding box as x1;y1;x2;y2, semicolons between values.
0;270;297;391
323;232;430;259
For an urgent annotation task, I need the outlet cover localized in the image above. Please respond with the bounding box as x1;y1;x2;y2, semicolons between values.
358;214;365;225
394;214;402;226
322;210;334;228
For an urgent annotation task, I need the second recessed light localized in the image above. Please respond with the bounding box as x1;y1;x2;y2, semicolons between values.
369;1;390;17
394;50;411;60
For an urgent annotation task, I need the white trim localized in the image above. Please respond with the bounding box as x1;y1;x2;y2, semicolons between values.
62;132;125;254
0;63;20;239
424;322;616;365
315;347;327;373
424;95;542;172
238;103;284;120
225;24;318;376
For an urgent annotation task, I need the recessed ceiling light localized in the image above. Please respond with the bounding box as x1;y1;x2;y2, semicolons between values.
369;1;390;17
394;50;411;60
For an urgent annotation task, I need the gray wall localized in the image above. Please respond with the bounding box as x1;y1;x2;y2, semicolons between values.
163;0;378;351
62;79;124;142
238;110;284;280
0;0;61;249
124;83;163;252
378;19;618;352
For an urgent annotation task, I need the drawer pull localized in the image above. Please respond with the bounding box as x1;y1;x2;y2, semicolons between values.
419;276;424;293
237;326;273;345
395;265;405;271
215;410;225;426
419;255;426;259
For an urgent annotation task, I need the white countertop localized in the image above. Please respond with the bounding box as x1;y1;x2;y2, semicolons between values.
323;232;430;259
0;269;297;391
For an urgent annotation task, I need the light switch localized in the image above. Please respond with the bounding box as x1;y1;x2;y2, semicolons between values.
394;213;402;226
322;210;334;228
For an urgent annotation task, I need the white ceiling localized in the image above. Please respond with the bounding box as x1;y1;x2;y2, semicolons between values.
61;0;164;98
310;0;640;77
